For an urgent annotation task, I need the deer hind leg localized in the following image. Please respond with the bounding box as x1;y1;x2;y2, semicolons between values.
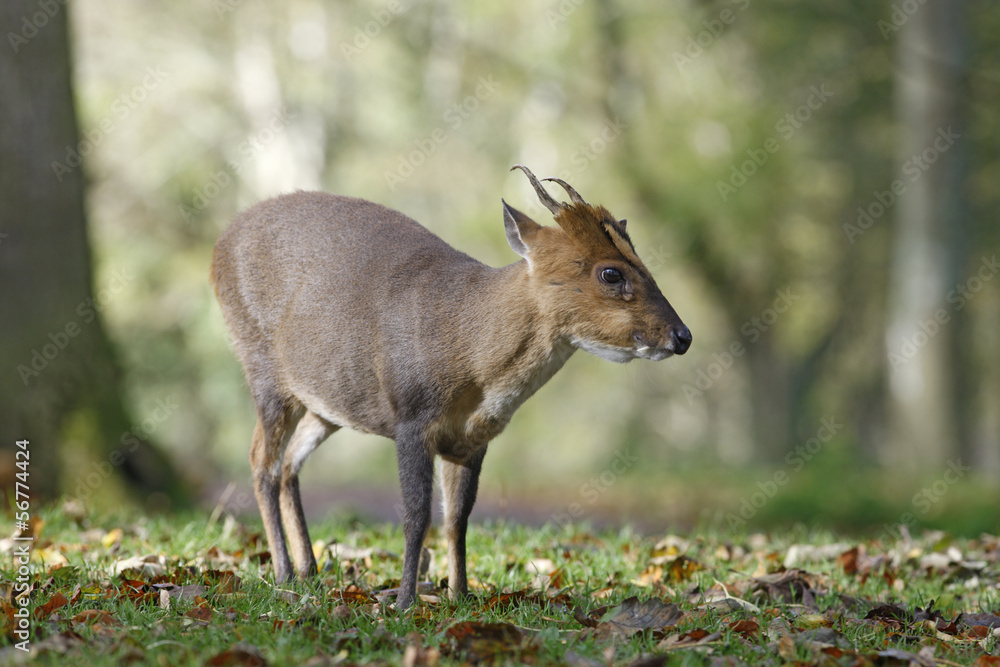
249;390;303;584
440;446;487;601
280;410;337;579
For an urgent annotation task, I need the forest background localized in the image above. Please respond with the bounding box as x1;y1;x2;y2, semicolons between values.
1;0;997;536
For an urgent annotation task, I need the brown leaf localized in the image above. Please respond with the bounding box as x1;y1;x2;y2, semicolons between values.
331;584;376;605
402;631;440;667
776;630;796;661
72;609;123;638
967;625;991;639
752;569;819;608
657;628;722;649
972;656;1000;667
837;546;858;574
205;643;268;666
728;619;759;640
864;602;909;627
186;605;213;622
591;597;684;639
35;591;69;620
445;621;527;662
204;570;242;595
72;609;121;627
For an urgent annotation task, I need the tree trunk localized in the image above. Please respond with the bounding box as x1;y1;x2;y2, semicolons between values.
0;0;187;508
884;0;969;469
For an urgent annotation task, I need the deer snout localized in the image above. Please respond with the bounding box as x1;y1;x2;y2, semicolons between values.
633;322;692;359
669;324;692;355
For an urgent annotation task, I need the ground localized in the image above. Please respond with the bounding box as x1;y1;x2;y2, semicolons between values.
1;503;999;665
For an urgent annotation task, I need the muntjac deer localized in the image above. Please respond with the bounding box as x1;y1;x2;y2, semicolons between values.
211;165;691;609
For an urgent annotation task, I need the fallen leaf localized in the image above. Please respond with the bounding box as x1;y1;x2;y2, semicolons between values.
445;621;528;662
752;569;819;608
185;604;213;622
34;592;69;620
72;609;122;637
114;554;166;577
591;597;684;639
72;609;121;626
783;543;850;569
402;631;440;667
205;643;268;666
204;570;242;595
101;528;124;549
665;556;703;583
657;628;723;649
153;583;207;604
875;648;935;667
960;612;1000;629
728;619;759;640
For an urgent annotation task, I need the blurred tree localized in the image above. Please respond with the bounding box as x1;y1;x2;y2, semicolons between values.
0;0;186;507
885;0;970;468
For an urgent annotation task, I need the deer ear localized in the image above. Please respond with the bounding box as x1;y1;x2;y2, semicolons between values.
502;200;541;259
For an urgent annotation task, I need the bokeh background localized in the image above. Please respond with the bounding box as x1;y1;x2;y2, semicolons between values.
2;0;998;535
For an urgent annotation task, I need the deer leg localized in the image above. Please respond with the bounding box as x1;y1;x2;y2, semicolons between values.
250;404;299;584
394;428;435;610
440;447;486;601
280;411;337;580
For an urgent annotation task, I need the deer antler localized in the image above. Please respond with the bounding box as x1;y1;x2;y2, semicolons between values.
510;164;562;214
541;177;587;205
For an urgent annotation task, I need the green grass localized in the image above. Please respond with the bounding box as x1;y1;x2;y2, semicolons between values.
2;504;999;665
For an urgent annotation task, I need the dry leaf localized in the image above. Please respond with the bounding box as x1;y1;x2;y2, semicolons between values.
34;592;69;620
205;643;268;666
591;597;684;639
446;621;528;662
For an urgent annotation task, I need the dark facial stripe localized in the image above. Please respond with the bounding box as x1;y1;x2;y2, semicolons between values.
601;221;643;269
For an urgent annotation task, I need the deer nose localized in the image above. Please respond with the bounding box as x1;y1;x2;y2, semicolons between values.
670;325;692;355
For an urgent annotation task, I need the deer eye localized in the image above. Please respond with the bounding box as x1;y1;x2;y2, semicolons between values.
600;267;624;284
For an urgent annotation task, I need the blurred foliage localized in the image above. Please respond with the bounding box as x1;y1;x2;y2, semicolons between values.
61;0;1000;524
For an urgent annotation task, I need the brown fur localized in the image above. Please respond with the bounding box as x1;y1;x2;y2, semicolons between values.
210;167;690;609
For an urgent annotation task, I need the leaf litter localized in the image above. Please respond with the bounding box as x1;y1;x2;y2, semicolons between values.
2;510;999;666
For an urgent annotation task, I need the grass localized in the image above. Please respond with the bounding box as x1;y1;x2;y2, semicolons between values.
2;503;999;665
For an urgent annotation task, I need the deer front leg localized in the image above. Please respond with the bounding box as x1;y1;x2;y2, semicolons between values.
395;428;435;610
440;446;486;601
